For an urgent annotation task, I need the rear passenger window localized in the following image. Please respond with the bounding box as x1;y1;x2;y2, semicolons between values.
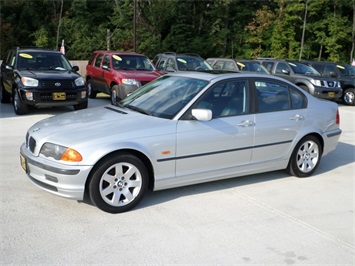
255;80;306;112
255;80;291;112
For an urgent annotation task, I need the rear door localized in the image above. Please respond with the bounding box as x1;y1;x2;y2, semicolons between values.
252;78;307;163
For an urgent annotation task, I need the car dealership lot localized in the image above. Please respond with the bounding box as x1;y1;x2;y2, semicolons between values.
1;98;354;264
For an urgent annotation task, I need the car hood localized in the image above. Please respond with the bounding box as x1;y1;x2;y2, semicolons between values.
116;70;161;81
28;105;172;149
18;69;81;80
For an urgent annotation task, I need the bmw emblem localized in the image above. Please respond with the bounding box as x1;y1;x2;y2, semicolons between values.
55;82;61;87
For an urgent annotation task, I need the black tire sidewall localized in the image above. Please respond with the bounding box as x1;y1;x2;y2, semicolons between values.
87;80;97;99
88;153;148;213
13;89;28;115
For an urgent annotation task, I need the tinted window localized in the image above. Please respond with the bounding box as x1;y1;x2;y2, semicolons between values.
94;54;103;67
16;52;72;70
275;62;290;74
255;80;291;112
323;64;337;76
262;62;274;72
102;55;111;69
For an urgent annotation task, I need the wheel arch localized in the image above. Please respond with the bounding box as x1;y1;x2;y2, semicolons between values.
85;149;155;193
292;132;324;156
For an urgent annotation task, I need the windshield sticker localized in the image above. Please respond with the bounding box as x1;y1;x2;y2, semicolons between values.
113;55;122;61
19;53;33;59
177;58;187;64
336;65;345;69
237;62;245;67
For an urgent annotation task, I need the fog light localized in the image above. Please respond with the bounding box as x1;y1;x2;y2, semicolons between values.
81;91;87;99
25;92;33;100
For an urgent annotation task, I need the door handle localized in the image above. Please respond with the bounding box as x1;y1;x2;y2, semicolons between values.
290;114;304;121
237;120;255;127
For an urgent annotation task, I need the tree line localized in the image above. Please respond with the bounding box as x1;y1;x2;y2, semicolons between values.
1;0;354;64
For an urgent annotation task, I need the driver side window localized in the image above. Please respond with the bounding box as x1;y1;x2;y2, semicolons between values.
196;80;249;118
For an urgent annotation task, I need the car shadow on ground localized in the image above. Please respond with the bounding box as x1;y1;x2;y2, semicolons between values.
0;96;110;119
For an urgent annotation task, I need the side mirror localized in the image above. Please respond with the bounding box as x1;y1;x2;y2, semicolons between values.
72;65;79;72
329;71;338;78
191;109;212;121
102;65;110;71
281;69;290;75
166;66;176;72
5;65;14;71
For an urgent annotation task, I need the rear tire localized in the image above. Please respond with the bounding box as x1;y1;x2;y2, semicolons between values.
88;153;148;213
287;135;322;178
13;89;29;115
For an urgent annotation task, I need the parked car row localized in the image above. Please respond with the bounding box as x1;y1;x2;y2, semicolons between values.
1;47;354;116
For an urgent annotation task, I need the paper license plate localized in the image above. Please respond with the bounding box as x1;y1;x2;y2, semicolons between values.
328;92;335;98
53;92;66;100
20;154;27;172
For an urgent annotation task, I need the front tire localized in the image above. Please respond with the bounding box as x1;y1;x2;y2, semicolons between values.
73;100;88;110
342;88;355;106
88;153;148;213
287;135;322;177
111;85;122;105
87;80;97;99
13;89;29;115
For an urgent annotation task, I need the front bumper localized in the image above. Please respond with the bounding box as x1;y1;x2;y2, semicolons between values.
20;143;92;200
19;86;87;107
313;86;342;100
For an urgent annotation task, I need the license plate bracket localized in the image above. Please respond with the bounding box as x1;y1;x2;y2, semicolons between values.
20;154;27;173
53;92;66;100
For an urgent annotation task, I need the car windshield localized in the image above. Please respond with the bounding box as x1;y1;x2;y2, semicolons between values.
288;62;320;76
17;52;72;71
337;64;355;76
237;61;270;74
176;56;213;71
118;75;209;119
112;54;155;71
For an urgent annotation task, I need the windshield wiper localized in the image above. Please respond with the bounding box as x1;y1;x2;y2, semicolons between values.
124;104;151;115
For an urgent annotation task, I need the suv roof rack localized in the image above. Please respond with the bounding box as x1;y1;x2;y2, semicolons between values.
15;46;57;51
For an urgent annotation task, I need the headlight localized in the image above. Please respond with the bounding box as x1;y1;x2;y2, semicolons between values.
310;79;322;86
74;77;85;86
122;79;138;85
21;77;38;87
40;143;82;162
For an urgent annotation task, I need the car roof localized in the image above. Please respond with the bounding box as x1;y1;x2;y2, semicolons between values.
14;48;61;54
93;50;146;57
166;70;282;82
